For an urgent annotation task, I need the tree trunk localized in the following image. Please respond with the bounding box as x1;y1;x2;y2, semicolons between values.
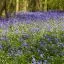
16;0;19;12
36;0;42;11
44;0;47;12
22;0;28;12
0;0;8;18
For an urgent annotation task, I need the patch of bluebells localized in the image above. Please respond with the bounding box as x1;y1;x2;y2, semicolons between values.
0;11;64;64
0;11;64;25
14;11;64;21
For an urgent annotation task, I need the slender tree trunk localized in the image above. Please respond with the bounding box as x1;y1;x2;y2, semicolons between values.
44;0;47;12
16;0;19;12
39;0;42;11
5;0;9;18
36;0;42;11
59;0;63;11
28;0;36;11
0;0;8;18
22;0;28;12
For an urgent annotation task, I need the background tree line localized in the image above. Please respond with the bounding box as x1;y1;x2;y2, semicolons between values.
0;0;64;18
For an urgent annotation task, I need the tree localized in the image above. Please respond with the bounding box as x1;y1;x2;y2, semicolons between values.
0;0;8;18
16;0;19;12
0;0;14;18
22;0;28;12
36;0;42;11
44;0;47;12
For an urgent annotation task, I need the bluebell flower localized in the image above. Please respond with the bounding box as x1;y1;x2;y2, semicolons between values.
14;29;20;34
15;50;22;56
22;41;28;47
32;56;36;64
19;37;24;42
37;60;42;64
0;44;2;49
22;33;30;40
43;60;48;64
30;28;40;33
59;52;64;56
40;54;44;58
0;36;8;41
39;41;46;47
58;43;64;48
54;38;60;44
37;49;40;53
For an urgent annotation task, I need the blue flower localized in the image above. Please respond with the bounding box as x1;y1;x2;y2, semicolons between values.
0;44;2;49
32;56;36;64
37;60;42;64
43;60;48;64
30;28;40;33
